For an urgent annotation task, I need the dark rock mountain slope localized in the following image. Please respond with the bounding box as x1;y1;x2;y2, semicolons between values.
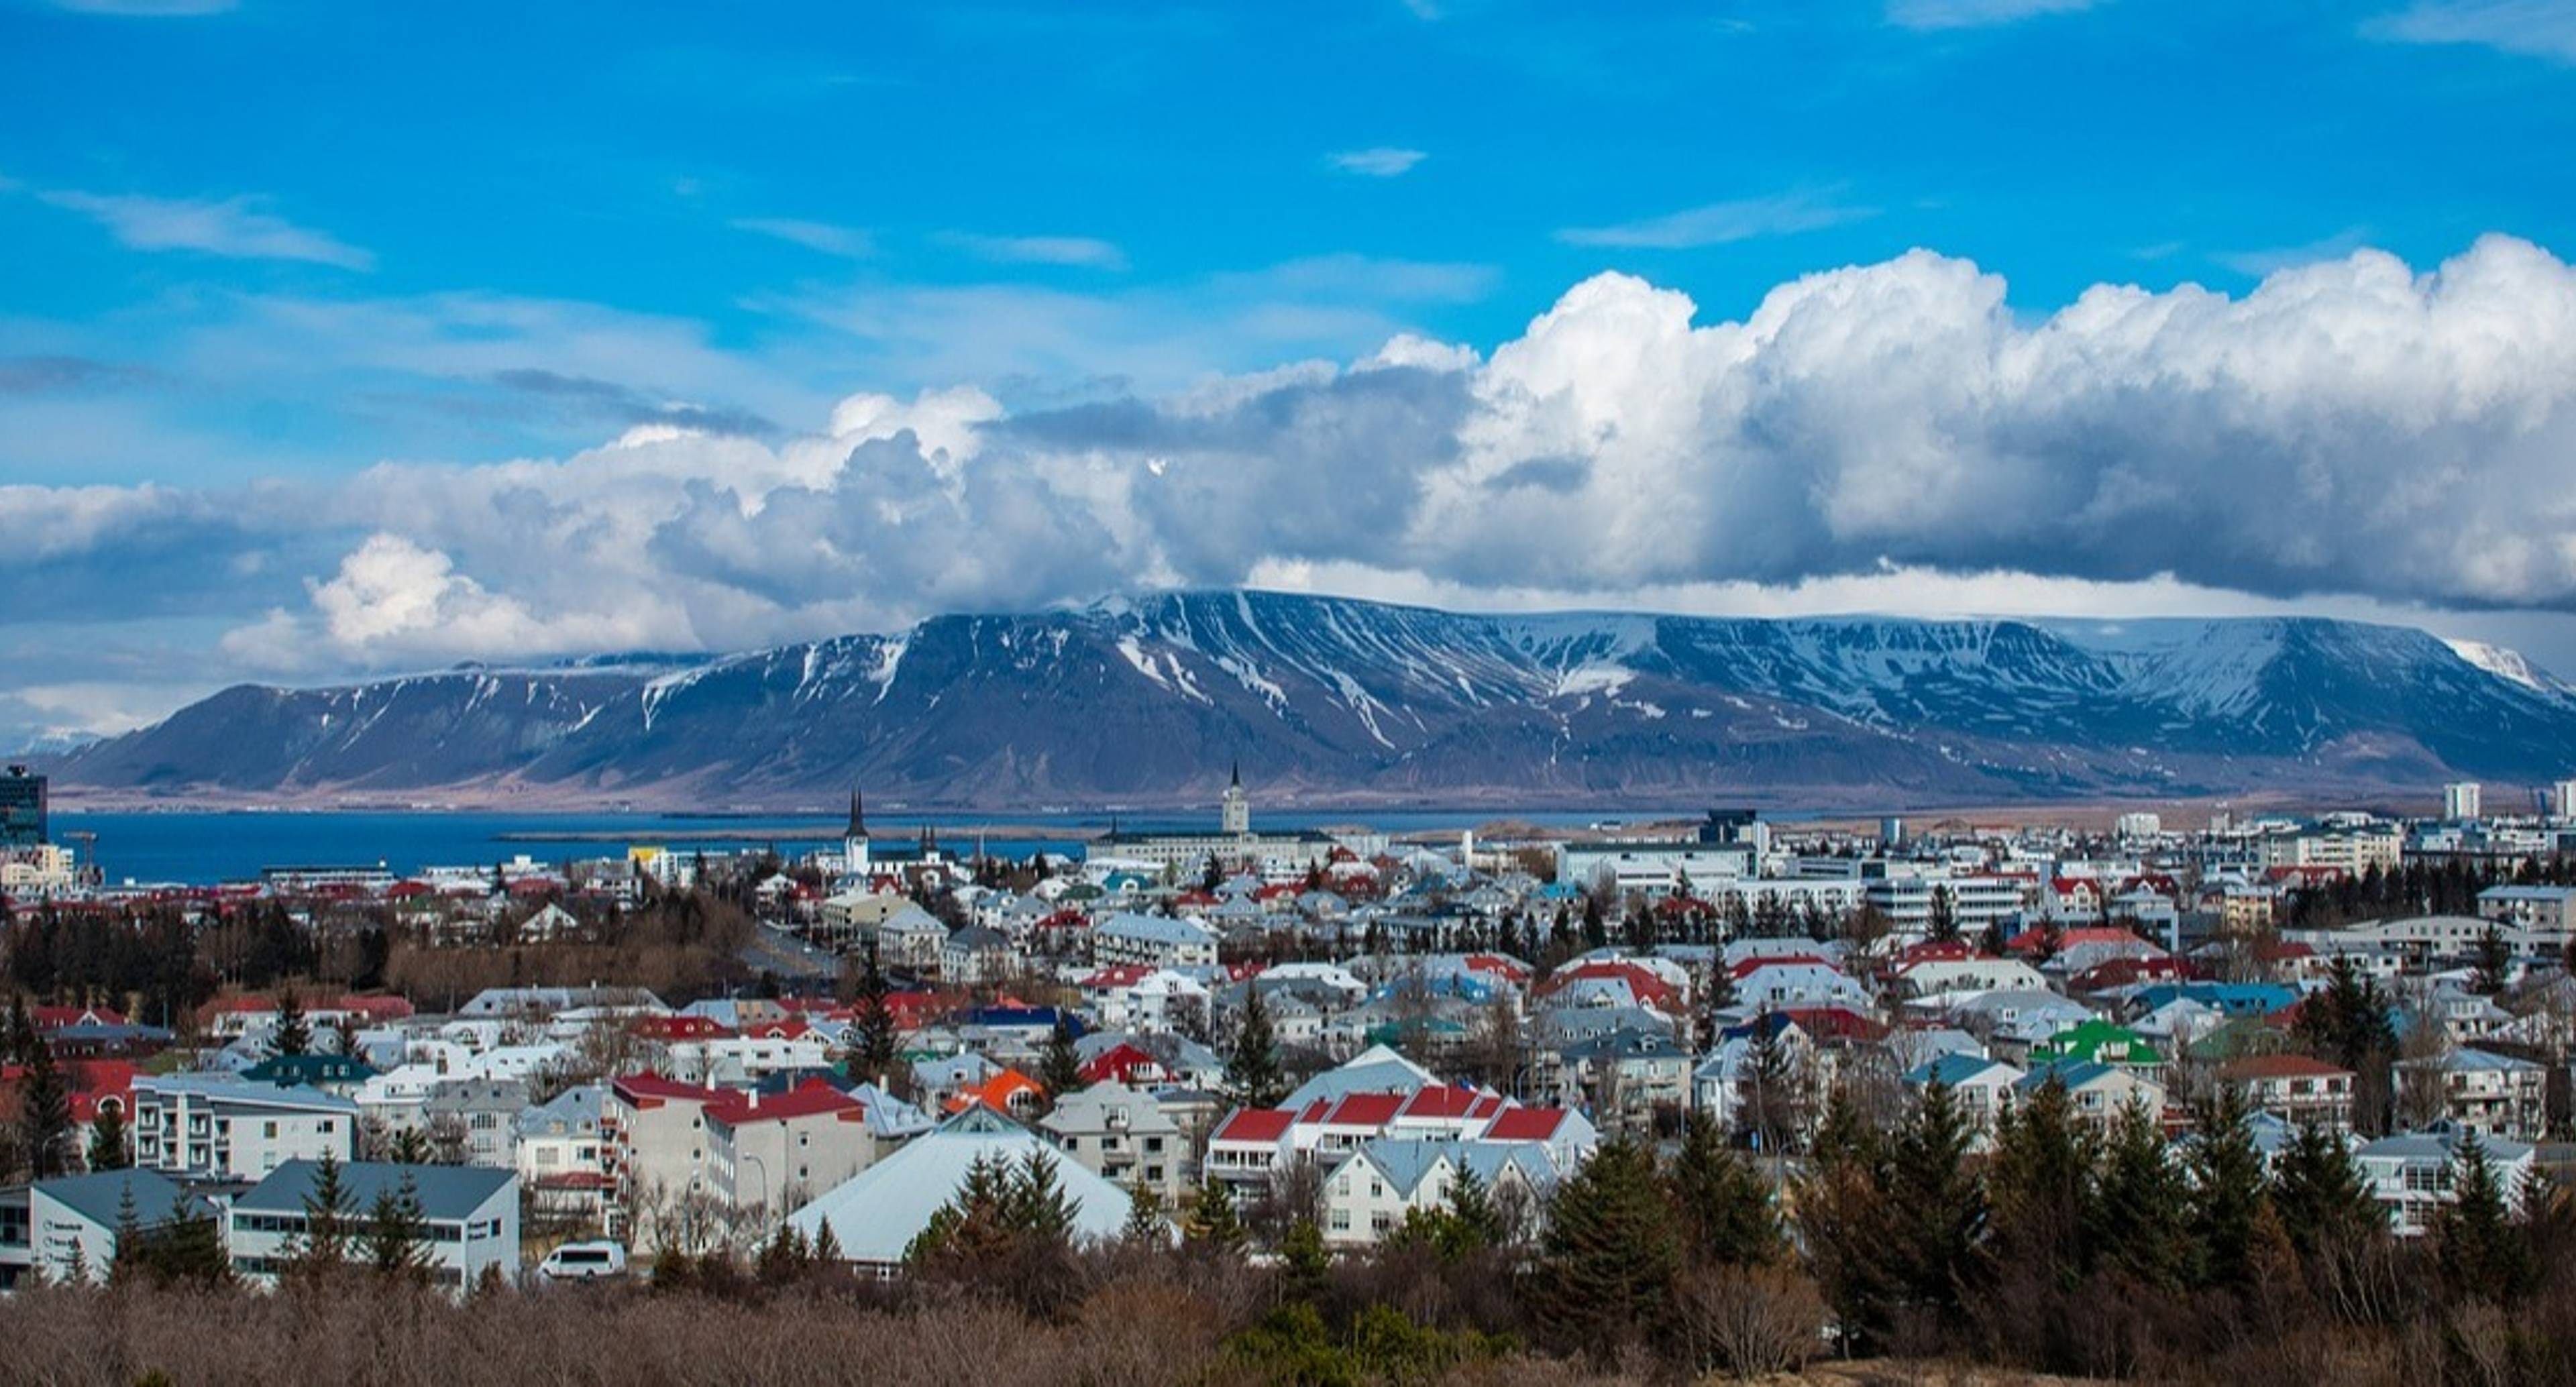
47;592;2576;808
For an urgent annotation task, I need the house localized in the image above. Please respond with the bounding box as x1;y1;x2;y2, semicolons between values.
1041;1080;1189;1206
15;1168;188;1284
1204;1106;1297;1187
940;926;1018;985
877;905;952;972
1477;1105;1599;1174
2017;1059;2166;1131
1903;1053;2025;1148
789;1105;1137;1272
2027;1019;2163;1074
128;1073;359;1178
2398;1048;2548;1139
2217;1054;2357;1131
1095;913;1220;970
2355;1129;2536;1236
1320;1138;1554;1249
421;1079;530;1167
702;1079;878;1220
602;1074;726;1245
515;1084;609;1225
229;1160;519;1294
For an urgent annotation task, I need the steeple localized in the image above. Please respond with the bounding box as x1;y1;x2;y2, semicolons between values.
1221;759;1250;836
846;788;868;839
1230;759;1241;789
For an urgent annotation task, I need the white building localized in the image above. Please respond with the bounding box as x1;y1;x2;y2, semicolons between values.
2357;1129;2534;1236
1320;1138;1554;1249
129;1074;359;1178
17;1170;189;1284
229;1160;519;1294
1094;913;1220;970
1041;1080;1191;1207
2445;782;2483;822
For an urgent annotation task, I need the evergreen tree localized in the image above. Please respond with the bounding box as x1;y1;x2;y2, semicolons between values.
811;1217;845;1265
364;1172;431;1284
15;1019;73;1180
1736;1014;1805;1154
109;1180;142;1286
2472;926;2513;995
1808;1081;1881;1174
1884;1080;1985;1319
1927;885;1959;944
1225;986;1287;1107
2188;1086;2272;1291
1580;893;1608;952
2090;1096;2192;1290
388;1126;431;1165
1039;1017;1083;1100
1185;1177;1248;1254
1987;1074;2095;1290
1438;1164;1507;1256
1006;1150;1079;1245
1122;1182;1169;1245
2433;1133;2535;1302
847;944;902;1088
86;1101;130;1172
2270;1119;2378;1264
1279;1217;1332;1304
272;987;312;1058
1532;1138;1680;1360
148;1193;232;1288
1667;1108;1779;1268
288;1148;356;1275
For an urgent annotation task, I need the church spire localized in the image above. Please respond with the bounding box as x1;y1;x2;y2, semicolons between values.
1230;759;1241;789
846;788;868;839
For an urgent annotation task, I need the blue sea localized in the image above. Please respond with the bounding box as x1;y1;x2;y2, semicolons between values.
52;807;1667;887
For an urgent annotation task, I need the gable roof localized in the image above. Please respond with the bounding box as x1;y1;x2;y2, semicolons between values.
787;1106;1134;1264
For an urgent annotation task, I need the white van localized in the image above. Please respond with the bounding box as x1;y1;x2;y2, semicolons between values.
537;1240;628;1281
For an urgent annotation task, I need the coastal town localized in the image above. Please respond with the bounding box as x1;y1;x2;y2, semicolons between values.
7;757;2576;1377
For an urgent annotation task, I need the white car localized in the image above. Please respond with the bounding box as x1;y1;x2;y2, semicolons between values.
537;1240;628;1281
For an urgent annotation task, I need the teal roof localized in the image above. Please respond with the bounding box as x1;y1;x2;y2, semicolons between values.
236;1160;513;1221
33;1168;185;1229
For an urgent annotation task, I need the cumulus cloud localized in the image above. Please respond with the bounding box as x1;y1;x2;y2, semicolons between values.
37;189;374;269
2367;1;2576;62
1328;148;1429;177
14;235;2576;694
1558;189;1878;249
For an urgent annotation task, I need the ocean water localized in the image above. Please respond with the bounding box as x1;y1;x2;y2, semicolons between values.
52;806;1658;887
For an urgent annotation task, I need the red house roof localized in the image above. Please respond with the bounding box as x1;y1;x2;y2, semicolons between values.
1211;1107;1295;1145
1483;1107;1573;1142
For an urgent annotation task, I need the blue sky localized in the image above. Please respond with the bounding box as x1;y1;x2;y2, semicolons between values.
6;0;2576;744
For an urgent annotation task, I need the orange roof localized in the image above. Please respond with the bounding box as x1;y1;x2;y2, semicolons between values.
942;1068;1042;1115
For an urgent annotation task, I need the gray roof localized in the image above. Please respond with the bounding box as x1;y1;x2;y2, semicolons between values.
1281;1044;1436;1108
236;1160;515;1221
34;1168;185;1229
788;1106;1135;1264
515;1083;605;1140
1098;913;1217;946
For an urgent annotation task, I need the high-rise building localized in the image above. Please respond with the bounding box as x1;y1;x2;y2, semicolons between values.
2444;781;2483;822
0;765;45;848
2555;779;2576;822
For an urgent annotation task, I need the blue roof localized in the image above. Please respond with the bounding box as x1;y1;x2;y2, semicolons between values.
236;1160;514;1221
34;1168;186;1229
1905;1053;2012;1087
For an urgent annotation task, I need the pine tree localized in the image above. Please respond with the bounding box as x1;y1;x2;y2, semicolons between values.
2472;926;2513;995
1006;1150;1079;1245
388;1126;431;1165
2188;1086;2271;1291
1279;1217;1332;1304
848;944;902;1088
2270;1119;2378;1264
1532;1138;1680;1360
86;1102;130;1172
1884;1080;1985;1319
2433;1133;2536;1302
272;987;312;1058
364;1172;431;1285
1225;986;1286;1108
15;1021;73;1180
1040;1017;1083;1100
1736;1014;1805;1154
109;1180;142;1286
289;1148;356;1275
1185;1177;1247;1254
1438;1164;1507;1256
1987;1074;2094;1290
1667;1108;1779;1268
2090;1095;2191;1290
1928;885;1959;944
150;1193;232;1288
811;1217;845;1265
1122;1182;1169;1245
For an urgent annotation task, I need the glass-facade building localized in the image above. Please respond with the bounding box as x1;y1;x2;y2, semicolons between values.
0;766;46;847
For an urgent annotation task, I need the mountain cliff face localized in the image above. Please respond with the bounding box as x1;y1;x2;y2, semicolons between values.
46;592;2576;808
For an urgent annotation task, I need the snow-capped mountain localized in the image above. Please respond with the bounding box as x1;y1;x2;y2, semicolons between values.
45;592;2576;808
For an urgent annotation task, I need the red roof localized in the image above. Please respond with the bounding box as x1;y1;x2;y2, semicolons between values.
707;1078;864;1127
612;1074;724;1108
1483;1107;1571;1142
1396;1085;1491;1121
631;1015;733;1040
1212;1107;1295;1144
1082;964;1153;991
1729;954;1833;980
32;1005;127;1031
1318;1092;1404;1128
1079;1042;1161;1085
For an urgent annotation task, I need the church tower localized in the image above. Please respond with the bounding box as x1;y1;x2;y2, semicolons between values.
1221;760;1250;836
843;788;871;877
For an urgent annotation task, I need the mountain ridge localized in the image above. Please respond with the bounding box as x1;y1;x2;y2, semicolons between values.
39;590;2576;811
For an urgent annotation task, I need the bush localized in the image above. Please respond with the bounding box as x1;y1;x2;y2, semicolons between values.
1671;1263;1826;1380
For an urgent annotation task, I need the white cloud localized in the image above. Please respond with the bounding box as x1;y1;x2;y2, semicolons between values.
20;234;2576;724
37;189;374;270
2367;1;2576;62
1558;188;1877;249
2214;227;2373;278
1327;147;1429;177
1887;0;2101;30
941;233;1130;270
730;217;875;258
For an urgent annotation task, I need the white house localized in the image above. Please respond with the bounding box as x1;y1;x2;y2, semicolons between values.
128;1074;359;1178
1095;913;1220;970
20;1169;189;1284
1320;1138;1554;1249
2356;1129;2536;1236
229;1160;519;1294
1041;1080;1191;1207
